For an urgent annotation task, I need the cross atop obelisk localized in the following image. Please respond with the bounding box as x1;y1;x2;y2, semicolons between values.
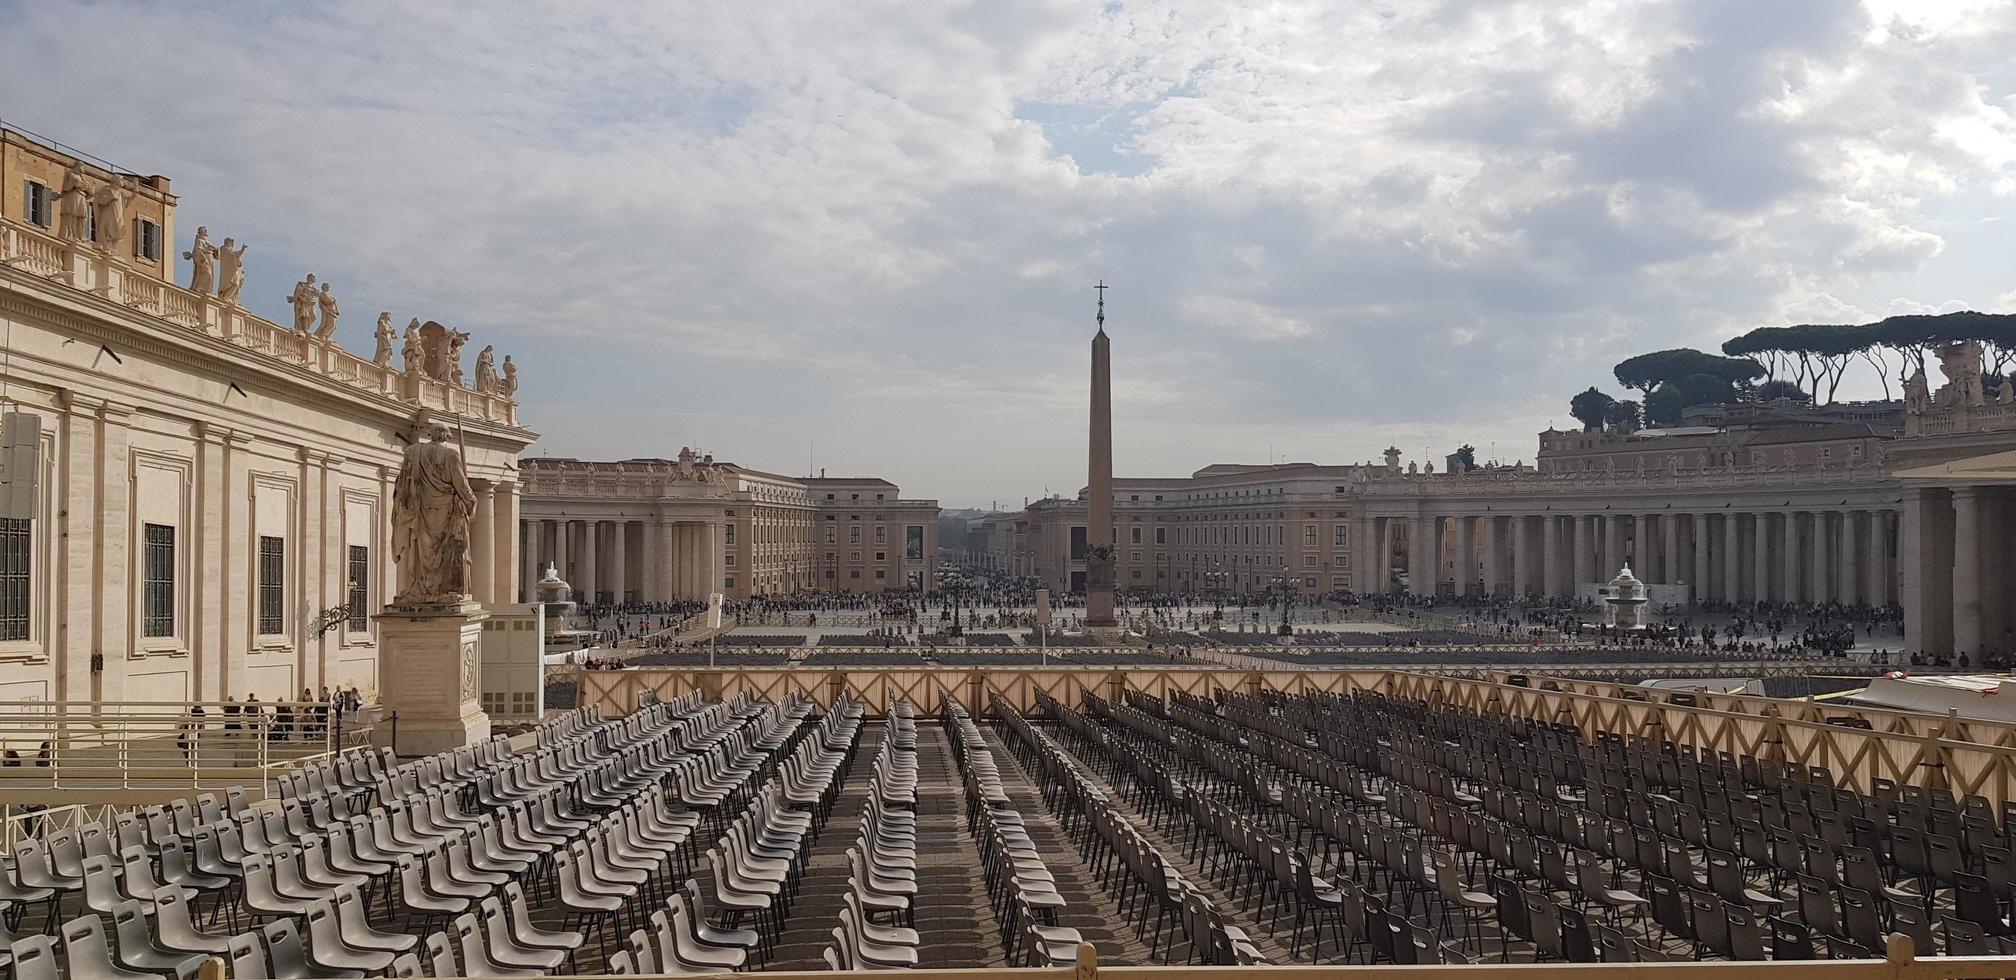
1085;280;1117;628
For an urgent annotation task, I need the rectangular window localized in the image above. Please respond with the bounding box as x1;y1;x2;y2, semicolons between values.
1130;527;1142;544
849;526;861;545
874;552;885;562
1336;554;1349;569
135;219;163;261
257;535;285;635
1154;527;1165;545
874;570;886;579
1334;525;1348;547
724;525;736;545
1303;525;1316;547
849;551;861;563
0;518;29;641
21;181;53;227
724;554;736;567
874;526;886;544
825;526;835;544
142;523;176;638
1303;555;1317;569
724;577;736;589
346;545;369;631
905;525;924;560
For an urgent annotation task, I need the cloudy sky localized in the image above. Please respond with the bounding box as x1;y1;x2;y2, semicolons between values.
4;0;2013;508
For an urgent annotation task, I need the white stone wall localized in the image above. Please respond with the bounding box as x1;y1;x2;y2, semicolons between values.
0;259;532;706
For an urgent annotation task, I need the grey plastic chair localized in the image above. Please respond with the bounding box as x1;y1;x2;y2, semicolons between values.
332;883;416;954
227;931;269;980
9;934;59;980
260;917;361;980
58;913;157;980
303;899;395;974
451;912;543;978
423;932;457;978
109;900;207;978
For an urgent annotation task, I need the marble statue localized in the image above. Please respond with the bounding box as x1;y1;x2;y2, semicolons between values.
391;410;476;605
446;331;469;387
401;320;424;376
181;226;216;295
287;274;319;333
1999;377;2014;405
1937;341;1986;408
472;346;497;394
372;313;396;367
1904;366;1930;415
314;281;341;339
57;167;91;241
501;356;517;397
90;178;129;255
676;447;698;480
216;238;247;305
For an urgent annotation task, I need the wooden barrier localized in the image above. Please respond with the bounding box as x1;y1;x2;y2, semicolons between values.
579;664;2016;811
390;932;2008;977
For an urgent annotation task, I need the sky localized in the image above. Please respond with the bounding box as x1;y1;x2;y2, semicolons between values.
3;0;2013;509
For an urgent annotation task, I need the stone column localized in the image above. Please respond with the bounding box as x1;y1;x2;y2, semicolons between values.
701;521;720;598
519;521;537;603
1408;517;1432;595
556;521;573;584
1509;516;1531;597
1603;515;1623;577
654;521;677;603
470;480;495;605
1781;511;1801;605
1663;514;1681;587
1723;513;1742;603
1480;517;1502;596
1377;518;1397;593
1808;511;1831;605
1753;513;1774;603
493;482;519;606
1901;490;1954;655
609;521;628;604
1539;516;1560;598
582;520;601;605
1453;517;1475;596
1572;515;1594;596
1693;512;1709;596
1839;510;1860;607
1953;487;1984;658
1869;510;1892;607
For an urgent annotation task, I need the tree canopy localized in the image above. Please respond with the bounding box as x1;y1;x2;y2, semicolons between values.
1569;387;1615;431
1722;311;2016;403
1613;348;1764;395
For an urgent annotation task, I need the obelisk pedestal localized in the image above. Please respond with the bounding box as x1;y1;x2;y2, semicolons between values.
373;600;491;757
1086;289;1118;629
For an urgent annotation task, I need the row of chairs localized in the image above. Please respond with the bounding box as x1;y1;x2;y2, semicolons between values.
824;701;922;971
1009;692;1263;965
943;695;1084;969
703;697;859;964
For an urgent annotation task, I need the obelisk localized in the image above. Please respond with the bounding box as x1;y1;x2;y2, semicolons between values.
1086;281;1117;628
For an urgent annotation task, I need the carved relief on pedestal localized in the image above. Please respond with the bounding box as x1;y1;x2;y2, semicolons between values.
460;640;479;704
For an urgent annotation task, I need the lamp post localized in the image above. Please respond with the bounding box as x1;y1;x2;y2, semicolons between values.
941;568;967;638
1276;572;1297;636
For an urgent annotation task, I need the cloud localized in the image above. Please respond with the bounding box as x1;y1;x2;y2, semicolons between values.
1;0;2010;506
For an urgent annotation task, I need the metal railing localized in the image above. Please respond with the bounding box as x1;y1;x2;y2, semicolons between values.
0;700;373;803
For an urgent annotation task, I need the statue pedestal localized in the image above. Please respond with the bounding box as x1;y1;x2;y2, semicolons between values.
373;600;491;758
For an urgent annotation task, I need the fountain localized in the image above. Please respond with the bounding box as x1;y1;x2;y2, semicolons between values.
1603;564;1650;630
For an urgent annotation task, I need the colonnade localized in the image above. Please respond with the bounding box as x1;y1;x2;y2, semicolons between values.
1364;508;1899;607
453;478;521;609
517;518;720;605
1900;485;2015;658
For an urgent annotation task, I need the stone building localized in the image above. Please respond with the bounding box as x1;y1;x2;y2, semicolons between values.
518;458;938;603
0;129;534;703
984;376;2016;658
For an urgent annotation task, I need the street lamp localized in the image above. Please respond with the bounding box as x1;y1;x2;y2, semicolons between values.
941;568;967;637
1276;572;1297;636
